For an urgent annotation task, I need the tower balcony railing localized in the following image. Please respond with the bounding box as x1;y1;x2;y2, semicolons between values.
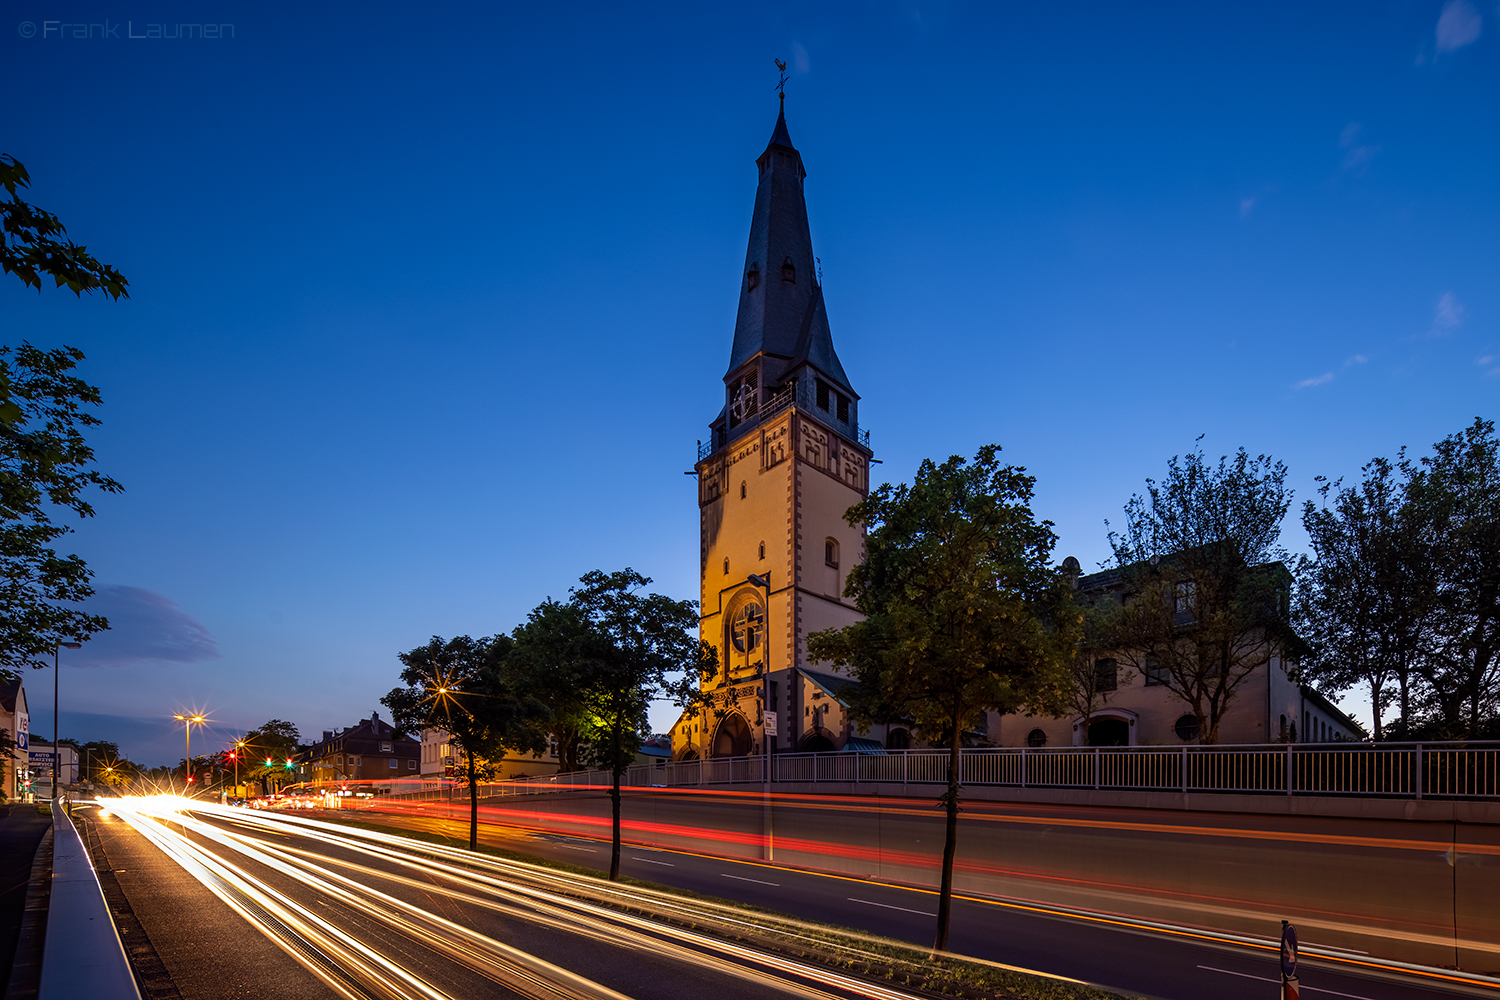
696;390;871;463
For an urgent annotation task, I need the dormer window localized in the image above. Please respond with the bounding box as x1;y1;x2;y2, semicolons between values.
781;256;796;283
747;264;760;290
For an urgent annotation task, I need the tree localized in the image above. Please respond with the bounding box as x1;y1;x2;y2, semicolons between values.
1062;595;1132;743
0;156;126;683
568;569;715;880
1107;444;1299;745
509;600;595;773
383;634;545;851
807;445;1077;953
241;719;301;792
2;155;128;299
1406;419;1500;738
1297;456;1435;739
0;345;123;683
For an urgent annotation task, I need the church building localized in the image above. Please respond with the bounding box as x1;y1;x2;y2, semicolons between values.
671;105;895;761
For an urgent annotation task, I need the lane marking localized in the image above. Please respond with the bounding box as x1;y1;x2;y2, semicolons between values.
632;857;675;866
558;844;597;853
848;897;934;917
1197;966;1374;1000
721;873;778;886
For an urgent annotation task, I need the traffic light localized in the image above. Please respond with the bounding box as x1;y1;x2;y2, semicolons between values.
284;759;294;770
265;758;275;767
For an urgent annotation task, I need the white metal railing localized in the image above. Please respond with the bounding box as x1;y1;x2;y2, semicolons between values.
367;741;1500;804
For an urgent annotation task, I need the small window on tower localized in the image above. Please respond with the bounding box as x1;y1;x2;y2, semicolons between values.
723;557;730;575
740;481;747;499
759;542;765;560
747;264;759;290
781;256;796;283
837;394;849;423
825;538;839;568
816;379;830;411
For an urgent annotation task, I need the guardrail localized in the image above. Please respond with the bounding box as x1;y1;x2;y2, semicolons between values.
364;741;1500;804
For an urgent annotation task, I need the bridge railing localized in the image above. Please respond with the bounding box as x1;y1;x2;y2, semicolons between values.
374;741;1500;803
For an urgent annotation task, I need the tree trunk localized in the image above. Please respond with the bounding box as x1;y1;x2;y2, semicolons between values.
467;754;479;852
933;718;962;954
609;766;623;880
1370;676;1384;741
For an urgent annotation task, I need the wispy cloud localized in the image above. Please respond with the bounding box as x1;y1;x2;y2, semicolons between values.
792;40;810;74
1296;372;1335;389
1339;123;1380;171
1239;196;1257;219
69;586;219;667
1435;0;1483;52
1430;292;1465;335
1345;354;1369;366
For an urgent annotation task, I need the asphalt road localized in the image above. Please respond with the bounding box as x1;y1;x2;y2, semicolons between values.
343;799;1500;1000
77;799;992;1000
363;786;1498;970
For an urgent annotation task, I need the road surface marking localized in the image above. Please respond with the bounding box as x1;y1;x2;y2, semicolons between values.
1197;966;1373;1000
632;856;675;866
849;897;935;917
558;844;597;853
721;873;778;886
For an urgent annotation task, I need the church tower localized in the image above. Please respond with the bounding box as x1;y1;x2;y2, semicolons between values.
673;105;875;762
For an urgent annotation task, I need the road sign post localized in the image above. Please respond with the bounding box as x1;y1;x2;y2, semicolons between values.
1281;920;1299;1000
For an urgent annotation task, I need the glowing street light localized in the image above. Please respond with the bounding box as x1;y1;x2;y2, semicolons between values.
173;713;207;791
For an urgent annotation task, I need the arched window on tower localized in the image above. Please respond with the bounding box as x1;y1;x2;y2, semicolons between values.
723;557;729;576
825;538;839;568
740;481;747;499
758;541;765;560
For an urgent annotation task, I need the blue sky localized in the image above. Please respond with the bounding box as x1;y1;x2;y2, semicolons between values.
4;1;1497;764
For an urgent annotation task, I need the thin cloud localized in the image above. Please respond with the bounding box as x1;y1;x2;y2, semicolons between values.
792;40;810;74
1436;0;1483;52
1345;354;1369;366
69;586;219;667
1296;372;1334;389
1339;123;1380;172
1430;292;1465;335
1239;197;1256;219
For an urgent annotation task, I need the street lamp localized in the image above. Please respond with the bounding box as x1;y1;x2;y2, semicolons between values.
173;713;206;794
746;572;773;862
53;642;82;805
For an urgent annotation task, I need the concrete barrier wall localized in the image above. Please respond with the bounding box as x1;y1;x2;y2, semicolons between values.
39;807;141;1000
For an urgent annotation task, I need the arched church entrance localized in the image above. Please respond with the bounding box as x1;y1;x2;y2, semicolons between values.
799;730;837;753
677;748;700;762
1087;717;1130;747
711;713;752;758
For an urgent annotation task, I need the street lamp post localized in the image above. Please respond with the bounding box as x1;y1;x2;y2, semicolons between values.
173;713;205;794
53;642;82;805
746;572;773;862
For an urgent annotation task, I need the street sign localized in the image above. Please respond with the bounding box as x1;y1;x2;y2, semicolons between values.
762;711;777;736
1281;921;1298;978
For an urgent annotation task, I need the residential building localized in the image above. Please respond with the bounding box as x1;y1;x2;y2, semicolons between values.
418;726;563;785
1;678;30;800
26;740;78;798
299;711;418;784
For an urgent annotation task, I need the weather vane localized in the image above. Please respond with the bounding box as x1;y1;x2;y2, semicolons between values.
775;58;788;102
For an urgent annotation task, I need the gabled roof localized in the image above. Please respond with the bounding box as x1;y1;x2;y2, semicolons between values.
801;667;855;707
0;677;22;715
726;107;855;398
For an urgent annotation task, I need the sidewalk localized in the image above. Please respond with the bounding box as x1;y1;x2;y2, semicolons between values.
0;803;51;995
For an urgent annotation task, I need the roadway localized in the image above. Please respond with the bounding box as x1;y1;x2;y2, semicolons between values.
362;785;1499;969
74;798;1004;1000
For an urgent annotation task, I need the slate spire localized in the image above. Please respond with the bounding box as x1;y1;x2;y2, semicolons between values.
725;107;854;397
